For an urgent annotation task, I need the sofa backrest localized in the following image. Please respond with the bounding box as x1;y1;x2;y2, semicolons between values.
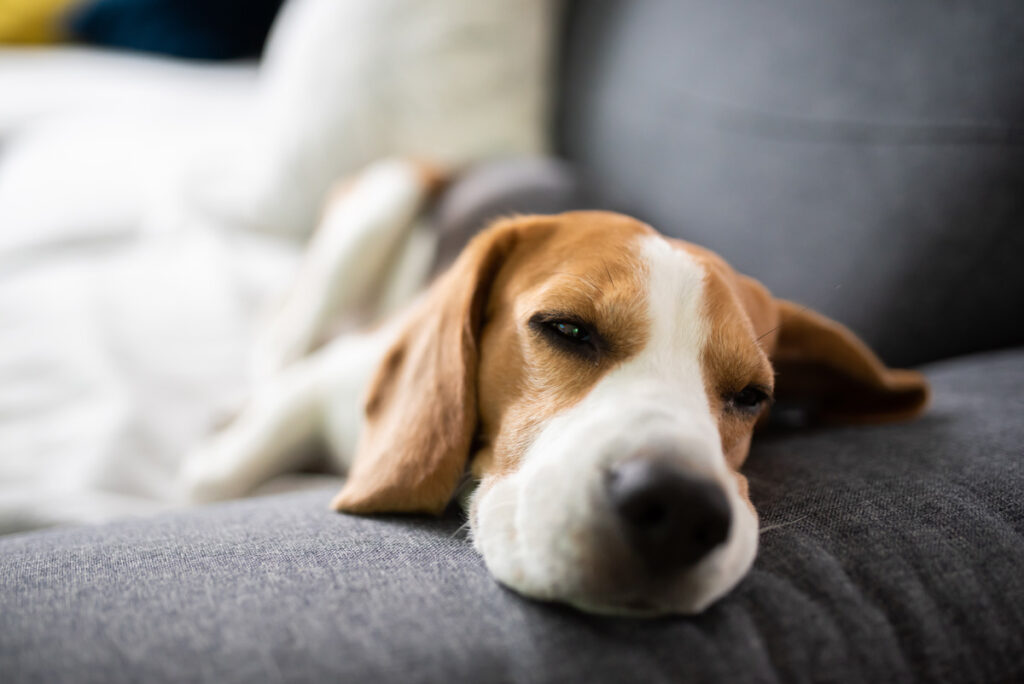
558;0;1024;366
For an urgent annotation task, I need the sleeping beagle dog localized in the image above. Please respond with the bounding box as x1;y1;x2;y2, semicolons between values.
183;165;928;616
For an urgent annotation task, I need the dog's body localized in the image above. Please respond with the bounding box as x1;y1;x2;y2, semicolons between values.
183;162;928;615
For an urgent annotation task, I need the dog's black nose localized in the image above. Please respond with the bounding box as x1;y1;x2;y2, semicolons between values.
606;459;732;573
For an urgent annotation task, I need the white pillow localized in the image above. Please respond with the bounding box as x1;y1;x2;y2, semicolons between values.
181;0;559;240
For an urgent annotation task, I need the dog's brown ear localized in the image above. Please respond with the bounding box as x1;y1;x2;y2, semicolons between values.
330;219;521;515
768;299;929;424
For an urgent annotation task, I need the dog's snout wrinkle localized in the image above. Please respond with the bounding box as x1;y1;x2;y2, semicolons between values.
606;459;732;574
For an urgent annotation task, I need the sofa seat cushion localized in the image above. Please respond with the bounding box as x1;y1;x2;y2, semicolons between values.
2;349;1022;683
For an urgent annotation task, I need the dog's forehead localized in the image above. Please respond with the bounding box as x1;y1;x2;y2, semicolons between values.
496;213;760;355
639;235;710;357
492;214;772;376
504;212;655;284
670;239;775;338
513;216;757;337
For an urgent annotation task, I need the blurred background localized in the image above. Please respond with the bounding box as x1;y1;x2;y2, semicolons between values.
1;0;1022;532
0;0;557;531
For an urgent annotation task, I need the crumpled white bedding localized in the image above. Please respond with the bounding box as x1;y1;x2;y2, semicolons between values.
0;48;297;532
0;227;299;532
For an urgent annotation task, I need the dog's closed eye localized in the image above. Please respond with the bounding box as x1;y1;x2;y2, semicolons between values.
724;385;773;414
529;312;605;363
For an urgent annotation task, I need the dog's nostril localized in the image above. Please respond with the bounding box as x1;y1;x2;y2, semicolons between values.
606;459;732;573
627;500;669;528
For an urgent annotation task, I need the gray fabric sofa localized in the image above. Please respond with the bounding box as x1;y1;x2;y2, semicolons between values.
4;1;1023;682
3;351;1022;683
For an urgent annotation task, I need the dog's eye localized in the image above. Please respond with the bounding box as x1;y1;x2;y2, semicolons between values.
548;321;591;343
727;385;771;413
529;313;601;361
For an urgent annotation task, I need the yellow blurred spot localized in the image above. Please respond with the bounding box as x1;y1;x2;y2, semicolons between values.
0;0;81;44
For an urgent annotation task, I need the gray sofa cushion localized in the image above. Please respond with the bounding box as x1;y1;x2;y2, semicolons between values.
3;349;1023;683
559;0;1024;367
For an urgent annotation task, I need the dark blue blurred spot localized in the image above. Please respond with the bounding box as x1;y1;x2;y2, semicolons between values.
66;0;285;60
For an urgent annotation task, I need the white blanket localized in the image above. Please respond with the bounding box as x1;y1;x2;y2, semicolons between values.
0;47;287;532
0;227;300;532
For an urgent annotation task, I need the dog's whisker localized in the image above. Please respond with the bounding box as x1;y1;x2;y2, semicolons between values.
759;515;810;533
602;260;616;288
756;303;812;342
448;521;472;539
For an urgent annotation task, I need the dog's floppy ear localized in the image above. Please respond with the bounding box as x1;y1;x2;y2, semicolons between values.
330;219;520;515
767;299;929;424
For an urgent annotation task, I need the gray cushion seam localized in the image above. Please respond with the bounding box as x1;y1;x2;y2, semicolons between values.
640;86;1024;146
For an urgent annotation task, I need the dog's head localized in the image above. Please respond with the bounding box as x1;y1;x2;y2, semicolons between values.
331;211;929;615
